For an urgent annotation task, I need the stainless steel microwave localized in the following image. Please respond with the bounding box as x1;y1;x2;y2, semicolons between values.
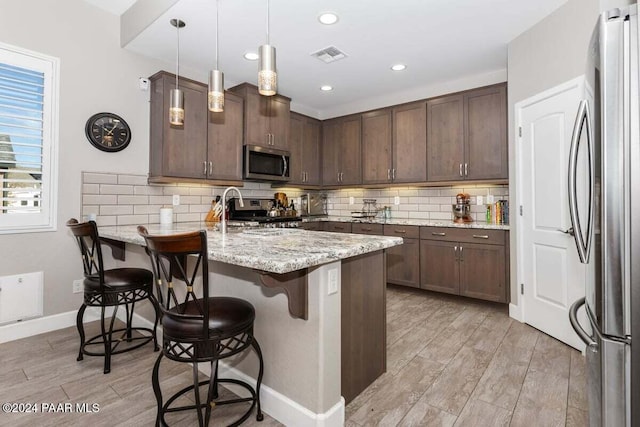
243;145;290;182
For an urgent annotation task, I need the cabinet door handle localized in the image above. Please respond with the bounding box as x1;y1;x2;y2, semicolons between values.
203;161;207;175
454;245;458;258
459;163;463;177
432;232;446;236
392;168;396;180
464;163;468;176
387;169;391;180
394;229;407;234
460;246;464;261
472;234;489;239
208;161;213;175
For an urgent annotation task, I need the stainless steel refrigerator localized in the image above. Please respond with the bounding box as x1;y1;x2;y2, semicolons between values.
568;4;639;427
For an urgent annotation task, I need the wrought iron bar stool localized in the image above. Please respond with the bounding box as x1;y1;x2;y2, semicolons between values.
138;226;264;427
67;218;160;374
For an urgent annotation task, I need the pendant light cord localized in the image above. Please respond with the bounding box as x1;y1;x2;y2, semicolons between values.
267;0;270;45
175;21;180;90
216;0;219;68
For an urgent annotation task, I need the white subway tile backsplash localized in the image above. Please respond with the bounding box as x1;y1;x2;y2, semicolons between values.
176;213;201;222
118;174;149;185
83;194;117;205
118;195;149;205
134;205;163;215
82;184;100;194
408;211;430;219
431;212;453;221
117;215;150;226
81;172;508;227
189;187;213;196
100;184;134;195
134;185;164;196
83;172;118;184
100;205;133;215
149;195;173;205
97;216;117;226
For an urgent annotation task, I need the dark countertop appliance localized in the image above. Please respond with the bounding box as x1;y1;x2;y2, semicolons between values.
228;197;301;226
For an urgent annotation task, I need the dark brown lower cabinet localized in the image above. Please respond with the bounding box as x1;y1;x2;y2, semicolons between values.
341;250;386;404
459;242;506;302
420;227;509;303
420;240;460;294
325;222;352;233
300;221;325;231
384;225;420;288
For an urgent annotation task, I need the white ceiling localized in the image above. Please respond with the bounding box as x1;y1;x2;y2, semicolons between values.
88;0;568;118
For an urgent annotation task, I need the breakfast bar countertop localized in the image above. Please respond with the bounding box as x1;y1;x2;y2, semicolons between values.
99;222;403;275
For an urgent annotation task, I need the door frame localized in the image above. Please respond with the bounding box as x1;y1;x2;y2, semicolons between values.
513;75;588;324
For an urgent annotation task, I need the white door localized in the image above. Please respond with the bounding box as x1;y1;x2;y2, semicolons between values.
516;77;591;351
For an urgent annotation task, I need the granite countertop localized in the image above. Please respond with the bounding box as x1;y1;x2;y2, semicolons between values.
99;222;403;275
303;216;510;230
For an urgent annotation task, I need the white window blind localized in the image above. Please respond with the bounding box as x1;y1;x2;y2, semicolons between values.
0;43;58;233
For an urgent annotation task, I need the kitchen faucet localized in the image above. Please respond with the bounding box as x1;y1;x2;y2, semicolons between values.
221;186;244;237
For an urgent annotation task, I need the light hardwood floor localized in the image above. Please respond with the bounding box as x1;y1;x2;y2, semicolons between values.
0;286;587;426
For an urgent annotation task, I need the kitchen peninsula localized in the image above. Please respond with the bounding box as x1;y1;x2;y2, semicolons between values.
98;223;402;426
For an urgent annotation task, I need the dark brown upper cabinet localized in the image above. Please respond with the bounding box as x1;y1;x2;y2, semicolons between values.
427;83;507;182
148;71;243;185
392;102;427;183
322;115;361;186
362;109;393;184
230;83;291;150
361;103;427;185
289;113;322;186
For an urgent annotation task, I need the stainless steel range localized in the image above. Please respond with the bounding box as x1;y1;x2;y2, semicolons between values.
227;197;302;228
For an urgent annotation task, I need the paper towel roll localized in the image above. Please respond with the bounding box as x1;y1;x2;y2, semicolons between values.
159;207;173;225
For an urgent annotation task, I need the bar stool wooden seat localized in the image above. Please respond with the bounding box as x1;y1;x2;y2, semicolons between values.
66;218;160;374
138;226;264;427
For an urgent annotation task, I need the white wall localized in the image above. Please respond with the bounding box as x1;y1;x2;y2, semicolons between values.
0;0;194;316
506;0;601;303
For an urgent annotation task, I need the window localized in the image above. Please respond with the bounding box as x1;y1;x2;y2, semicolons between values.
0;43;59;234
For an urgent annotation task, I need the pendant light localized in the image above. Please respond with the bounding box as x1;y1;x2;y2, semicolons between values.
169;19;186;126
208;0;224;112
258;0;277;96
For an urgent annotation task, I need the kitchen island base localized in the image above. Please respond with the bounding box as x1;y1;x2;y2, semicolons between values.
206;250;387;426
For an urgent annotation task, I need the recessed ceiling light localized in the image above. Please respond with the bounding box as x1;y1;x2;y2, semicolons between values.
320;85;333;91
244;52;259;61
318;12;339;25
391;64;407;71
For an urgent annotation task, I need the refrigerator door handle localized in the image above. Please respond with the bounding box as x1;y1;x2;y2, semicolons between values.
569;297;597;348
568;99;594;264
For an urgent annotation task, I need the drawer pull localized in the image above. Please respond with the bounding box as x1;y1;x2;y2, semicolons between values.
362;227;372;231
334;226;345;230
473;234;490;239
394;230;407;234
432;232;446;236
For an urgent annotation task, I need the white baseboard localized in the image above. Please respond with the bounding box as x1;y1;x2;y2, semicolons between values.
509;303;524;322
0;309;101;344
200;361;345;427
0;306;157;344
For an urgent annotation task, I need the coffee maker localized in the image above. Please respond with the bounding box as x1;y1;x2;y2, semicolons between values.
452;193;473;223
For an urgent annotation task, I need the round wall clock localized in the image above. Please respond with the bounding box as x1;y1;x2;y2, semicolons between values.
85;112;131;152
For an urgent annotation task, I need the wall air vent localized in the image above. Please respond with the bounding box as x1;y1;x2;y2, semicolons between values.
311;46;348;63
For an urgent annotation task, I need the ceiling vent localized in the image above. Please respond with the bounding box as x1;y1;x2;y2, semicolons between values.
311;46;348;64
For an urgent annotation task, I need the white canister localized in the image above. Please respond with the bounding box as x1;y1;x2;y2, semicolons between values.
159;207;173;225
